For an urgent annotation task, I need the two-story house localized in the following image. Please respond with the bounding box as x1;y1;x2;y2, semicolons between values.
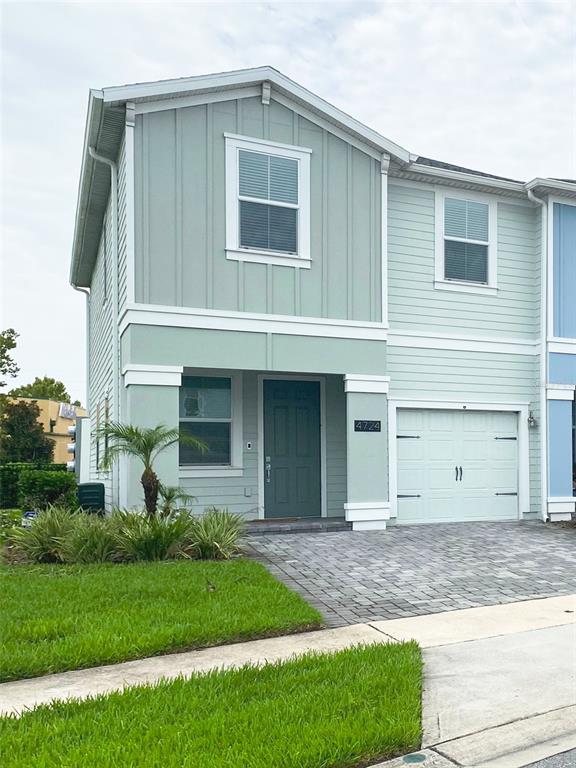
70;67;576;529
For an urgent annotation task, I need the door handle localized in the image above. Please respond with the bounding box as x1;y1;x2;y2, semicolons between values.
459;466;463;481
455;465;458;481
265;458;271;484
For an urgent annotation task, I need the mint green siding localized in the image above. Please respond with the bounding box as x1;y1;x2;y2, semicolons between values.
134;97;382;321
124;324;387;376
88;201;114;507
388;184;540;338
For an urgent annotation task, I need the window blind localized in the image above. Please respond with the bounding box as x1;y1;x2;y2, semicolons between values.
445;198;488;241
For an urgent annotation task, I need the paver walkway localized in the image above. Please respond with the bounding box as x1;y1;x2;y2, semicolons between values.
246;521;576;626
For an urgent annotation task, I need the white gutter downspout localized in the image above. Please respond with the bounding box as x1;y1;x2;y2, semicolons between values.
88;146;120;508
527;188;548;521
71;286;90;411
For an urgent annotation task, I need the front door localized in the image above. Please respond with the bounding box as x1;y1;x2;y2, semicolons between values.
263;379;321;519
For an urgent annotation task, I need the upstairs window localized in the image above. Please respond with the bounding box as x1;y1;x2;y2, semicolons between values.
435;191;497;294
444;198;489;283
225;134;311;268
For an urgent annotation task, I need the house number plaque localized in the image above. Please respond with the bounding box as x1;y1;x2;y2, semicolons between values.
354;420;381;432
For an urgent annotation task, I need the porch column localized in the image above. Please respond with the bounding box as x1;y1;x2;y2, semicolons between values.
547;390;575;522
121;365;183;510
344;375;390;530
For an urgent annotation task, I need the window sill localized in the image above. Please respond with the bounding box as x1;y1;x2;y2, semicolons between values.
179;466;244;479
434;279;497;296
226;249;311;269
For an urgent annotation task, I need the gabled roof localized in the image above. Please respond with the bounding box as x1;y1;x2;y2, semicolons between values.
70;66;576;288
71;66;413;286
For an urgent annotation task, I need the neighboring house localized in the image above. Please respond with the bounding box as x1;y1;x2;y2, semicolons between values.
70;67;576;528
9;398;87;464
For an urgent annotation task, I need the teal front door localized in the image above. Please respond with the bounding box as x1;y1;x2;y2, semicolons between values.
263;379;321;519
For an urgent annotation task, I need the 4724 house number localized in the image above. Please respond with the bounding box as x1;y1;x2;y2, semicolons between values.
354;420;381;432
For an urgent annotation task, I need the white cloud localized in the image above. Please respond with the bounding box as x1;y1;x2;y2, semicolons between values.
1;0;574;403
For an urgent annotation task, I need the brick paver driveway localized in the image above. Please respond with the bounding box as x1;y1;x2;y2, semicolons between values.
246;522;576;627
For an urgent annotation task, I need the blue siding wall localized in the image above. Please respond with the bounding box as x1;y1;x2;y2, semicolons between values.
548;399;574;496
553;202;576;338
549;353;576;385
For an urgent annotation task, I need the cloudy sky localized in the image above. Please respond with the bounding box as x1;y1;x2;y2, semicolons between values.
1;0;575;405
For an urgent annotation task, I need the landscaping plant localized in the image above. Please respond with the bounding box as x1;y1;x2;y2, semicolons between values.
97;423;206;518
18;469;77;510
189;506;245;560
7;506;77;563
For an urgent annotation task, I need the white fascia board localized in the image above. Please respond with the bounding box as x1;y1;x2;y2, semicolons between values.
395;163;527;197
344;374;390;394
101;66;411;163
388;329;539;356
526;178;576;197
123;364;183;387
119;304;388;341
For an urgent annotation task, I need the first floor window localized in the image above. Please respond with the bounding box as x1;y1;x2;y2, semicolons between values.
443;197;490;284
179;376;232;466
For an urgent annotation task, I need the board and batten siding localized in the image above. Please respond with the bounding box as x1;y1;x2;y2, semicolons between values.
117;134;128;313
388;184;541;339
134;96;382;322
88;201;114;507
387;346;541;514
179;372;347;519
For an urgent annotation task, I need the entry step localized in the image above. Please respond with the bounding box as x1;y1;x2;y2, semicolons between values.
245;517;352;536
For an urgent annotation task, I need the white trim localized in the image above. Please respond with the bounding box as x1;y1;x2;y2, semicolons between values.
101;67;411;163
547;198;555;337
388;329;539;356
388;176;534;205
548;338;576;354
124;103;136;304
344;501;391;527
223;132;313;155
546;385;576;401
344;374;390;394
387;399;530;521
133;86;261;115
123;364;183;387
547;498;575;522
179;370;243;476
225;133;311;266
257;375;327;520
399;163;527;195
433;280;498;297
119;304;388;341
380;156;389;326
226;249;311;269
434;187;498;292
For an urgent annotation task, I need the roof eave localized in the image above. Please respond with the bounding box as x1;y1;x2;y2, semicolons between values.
392;161;527;197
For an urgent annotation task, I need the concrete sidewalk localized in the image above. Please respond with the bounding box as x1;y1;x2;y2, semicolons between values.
1;594;575;767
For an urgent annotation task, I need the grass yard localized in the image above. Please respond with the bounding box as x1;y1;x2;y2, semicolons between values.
0;559;322;682
0;642;423;768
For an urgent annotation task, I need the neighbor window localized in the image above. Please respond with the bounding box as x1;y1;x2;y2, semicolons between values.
179;377;232;466
435;191;497;293
225;134;311;267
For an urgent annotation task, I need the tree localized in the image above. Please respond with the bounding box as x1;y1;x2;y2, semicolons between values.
0;399;54;463
0;329;19;388
98;423;206;518
9;376;80;406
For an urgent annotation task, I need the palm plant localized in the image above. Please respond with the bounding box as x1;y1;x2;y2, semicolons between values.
98;423;206;518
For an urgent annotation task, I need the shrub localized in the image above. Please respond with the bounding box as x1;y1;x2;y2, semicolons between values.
7;506;78;563
0;463;66;509
112;510;196;562
0;508;21;544
58;514;118;564
18;469;77;510
188;507;244;560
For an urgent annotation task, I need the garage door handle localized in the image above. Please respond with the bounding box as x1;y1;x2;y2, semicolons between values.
398;494;422;498
455;465;458;481
495;492;518;496
459;466;463;481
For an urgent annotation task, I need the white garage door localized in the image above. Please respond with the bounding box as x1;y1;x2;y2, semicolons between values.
397;409;519;523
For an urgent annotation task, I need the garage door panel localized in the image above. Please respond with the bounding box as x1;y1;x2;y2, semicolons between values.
396;408;519;524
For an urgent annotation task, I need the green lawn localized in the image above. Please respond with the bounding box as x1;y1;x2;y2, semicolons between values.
0;642;422;768
0;559;322;682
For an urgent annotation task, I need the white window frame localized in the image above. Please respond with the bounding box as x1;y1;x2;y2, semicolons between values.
224;133;312;269
179;372;243;478
434;188;498;295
